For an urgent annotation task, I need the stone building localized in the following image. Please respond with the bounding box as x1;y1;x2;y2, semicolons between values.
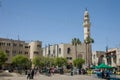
0;38;42;65
43;43;87;63
92;51;106;66
29;41;42;60
92;48;120;70
105;48;120;70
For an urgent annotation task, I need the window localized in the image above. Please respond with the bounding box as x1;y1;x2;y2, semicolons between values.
6;50;10;56
67;48;71;54
12;50;17;56
19;44;23;47
1;42;5;46
37;45;41;48
7;43;11;46
66;57;72;60
48;50;50;54
59;48;61;54
12;50;16;53
53;49;55;54
19;51;22;54
93;54;95;59
25;52;28;54
87;29;90;32
6;50;10;53
85;15;88;17
34;51;39;54
13;43;17;46
25;46;29;48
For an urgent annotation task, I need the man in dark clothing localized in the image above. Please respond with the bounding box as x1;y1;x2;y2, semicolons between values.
27;70;31;80
30;69;34;79
102;70;105;78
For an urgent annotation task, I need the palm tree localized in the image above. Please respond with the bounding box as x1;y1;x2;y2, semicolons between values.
84;36;94;68
72;38;81;59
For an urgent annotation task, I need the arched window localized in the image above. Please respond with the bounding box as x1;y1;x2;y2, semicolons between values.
93;54;95;59
67;48;71;54
59;48;61;54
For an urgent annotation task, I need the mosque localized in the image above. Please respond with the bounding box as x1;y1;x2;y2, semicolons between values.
43;9;93;68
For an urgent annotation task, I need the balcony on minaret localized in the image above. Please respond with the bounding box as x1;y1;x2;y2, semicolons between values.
83;21;90;27
84;17;90;21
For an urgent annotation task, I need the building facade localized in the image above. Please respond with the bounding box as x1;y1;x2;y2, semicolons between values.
0;38;42;64
105;48;120;71
43;43;87;63
92;48;120;71
92;51;106;66
29;41;42;60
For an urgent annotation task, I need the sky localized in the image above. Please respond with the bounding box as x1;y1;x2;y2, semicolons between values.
0;0;120;51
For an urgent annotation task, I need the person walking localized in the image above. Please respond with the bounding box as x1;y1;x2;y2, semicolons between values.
30;69;35;79
27;69;31;80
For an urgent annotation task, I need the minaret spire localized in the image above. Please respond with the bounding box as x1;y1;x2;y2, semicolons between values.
83;9;91;40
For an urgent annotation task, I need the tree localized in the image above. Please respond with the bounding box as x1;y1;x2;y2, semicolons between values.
55;57;67;67
32;56;56;68
32;56;47;67
0;50;7;69
84;36;94;44
84;36;94;68
32;56;40;67
12;55;30;70
73;58;85;69
45;57;55;67
72;38;81;59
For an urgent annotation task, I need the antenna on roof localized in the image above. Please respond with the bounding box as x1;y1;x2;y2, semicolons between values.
106;37;109;52
106;45;108;52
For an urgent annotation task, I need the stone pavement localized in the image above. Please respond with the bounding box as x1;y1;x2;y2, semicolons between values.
0;73;106;80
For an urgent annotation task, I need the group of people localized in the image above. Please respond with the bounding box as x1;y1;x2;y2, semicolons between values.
26;67;56;79
97;69;112;79
41;67;55;76
101;69;111;79
27;69;35;80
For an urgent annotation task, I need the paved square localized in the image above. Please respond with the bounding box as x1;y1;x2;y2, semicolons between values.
0;73;105;80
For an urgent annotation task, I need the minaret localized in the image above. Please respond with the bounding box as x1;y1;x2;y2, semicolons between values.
83;9;91;40
83;9;92;68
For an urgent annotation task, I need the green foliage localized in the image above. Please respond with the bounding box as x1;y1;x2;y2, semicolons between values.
73;58;85;68
0;50;7;66
72;38;81;59
32;56;44;67
84;36;94;44
44;57;55;67
33;56;59;68
55;57;67;67
12;55;30;69
72;38;81;46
